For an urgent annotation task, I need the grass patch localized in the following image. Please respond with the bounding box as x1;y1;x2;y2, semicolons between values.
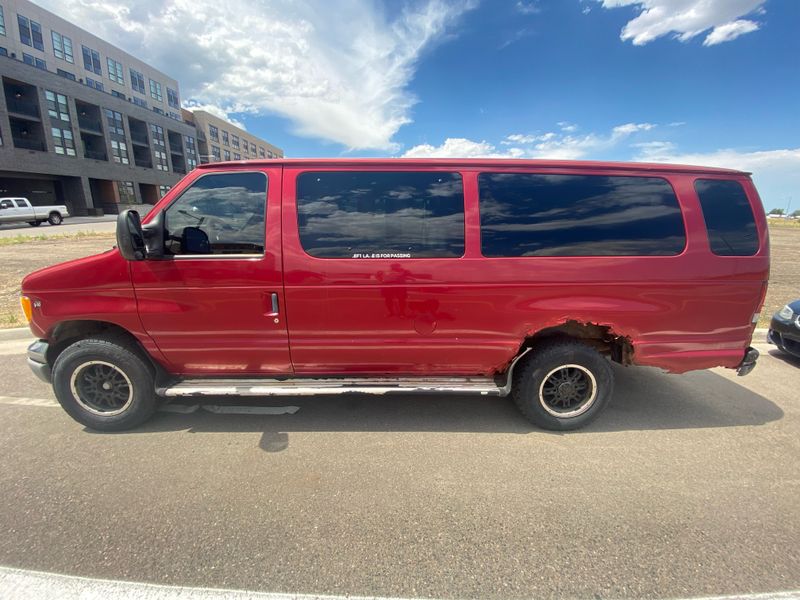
0;231;115;246
767;218;800;228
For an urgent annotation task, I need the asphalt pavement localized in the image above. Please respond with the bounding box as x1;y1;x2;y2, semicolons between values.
0;216;116;238
0;328;798;599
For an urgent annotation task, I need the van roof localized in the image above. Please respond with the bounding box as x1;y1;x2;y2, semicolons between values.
196;158;749;176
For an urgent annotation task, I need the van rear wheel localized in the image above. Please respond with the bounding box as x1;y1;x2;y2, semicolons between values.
512;341;614;431
52;337;156;431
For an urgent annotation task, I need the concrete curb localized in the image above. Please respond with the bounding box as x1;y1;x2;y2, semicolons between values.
0;327;33;341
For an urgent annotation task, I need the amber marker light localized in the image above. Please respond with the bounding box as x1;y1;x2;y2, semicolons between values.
20;296;33;323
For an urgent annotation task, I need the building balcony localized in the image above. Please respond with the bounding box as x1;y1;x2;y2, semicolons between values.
84;149;108;161
130;132;149;146
13;137;47;151
5;98;40;119
78;117;103;133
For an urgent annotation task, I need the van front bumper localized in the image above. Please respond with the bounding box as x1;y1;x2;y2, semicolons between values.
27;340;51;383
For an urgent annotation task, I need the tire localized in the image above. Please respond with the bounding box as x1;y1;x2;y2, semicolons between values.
511;340;614;431
28;221;42;227
52;337;157;431
48;212;63;225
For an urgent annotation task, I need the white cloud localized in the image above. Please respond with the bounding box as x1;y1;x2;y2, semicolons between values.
593;0;765;46
703;19;760;46
403;122;656;159
38;0;475;151
635;144;800;209
515;1;541;15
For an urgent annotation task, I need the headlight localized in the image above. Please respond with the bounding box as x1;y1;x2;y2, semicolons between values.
778;305;794;320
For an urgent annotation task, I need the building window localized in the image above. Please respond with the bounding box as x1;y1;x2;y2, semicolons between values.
242;140;249;154
117;181;136;204
130;69;145;94
82;45;102;75
268;150;274;158
18;15;43;50
211;145;221;161
259;146;265;158
0;6;5;36
221;130;229;146
23;53;46;69
159;185;171;197
110;140;129;164
152;106;164;115
45;90;70;122
150;124;165;147
51;31;73;63
51;127;76;156
149;79;162;102
185;136;197;170
167;87;179;109
154;149;168;171
231;134;239;149
105;109;124;135
250;143;256;155
107;58;124;84
208;125;219;142
233;152;241;160
132;97;147;108
169;111;181;121
57;69;76;81
223;149;231;161
111;90;126;100
0;47;7;57
85;77;104;92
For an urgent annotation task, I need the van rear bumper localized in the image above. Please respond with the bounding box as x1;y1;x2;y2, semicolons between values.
27;340;51;383
736;346;759;377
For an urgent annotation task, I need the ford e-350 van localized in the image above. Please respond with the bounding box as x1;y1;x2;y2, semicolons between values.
21;159;769;431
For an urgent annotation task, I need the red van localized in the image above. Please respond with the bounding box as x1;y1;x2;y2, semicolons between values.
21;159;768;431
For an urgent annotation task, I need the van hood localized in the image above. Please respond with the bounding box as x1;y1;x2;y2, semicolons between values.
21;248;131;294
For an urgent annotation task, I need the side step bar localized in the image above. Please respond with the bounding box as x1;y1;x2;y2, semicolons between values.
160;376;505;398
158;349;531;399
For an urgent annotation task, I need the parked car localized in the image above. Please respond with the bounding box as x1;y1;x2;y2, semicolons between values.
768;300;800;359
20;159;769;432
0;197;69;226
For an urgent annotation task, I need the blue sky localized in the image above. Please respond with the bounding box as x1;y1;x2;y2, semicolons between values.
42;0;800;209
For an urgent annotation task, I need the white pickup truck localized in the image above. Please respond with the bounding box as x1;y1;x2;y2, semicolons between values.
0;197;69;227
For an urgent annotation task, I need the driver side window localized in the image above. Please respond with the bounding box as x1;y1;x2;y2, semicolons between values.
164;172;267;255
0;200;13;209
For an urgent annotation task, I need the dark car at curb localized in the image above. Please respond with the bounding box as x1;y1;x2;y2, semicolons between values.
768;300;800;359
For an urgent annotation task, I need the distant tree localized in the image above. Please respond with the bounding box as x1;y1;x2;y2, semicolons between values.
768;208;785;215
792;209;800;218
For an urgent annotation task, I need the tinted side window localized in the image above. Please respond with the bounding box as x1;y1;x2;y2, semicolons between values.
164;172;267;255
479;174;686;257
296;171;464;258
694;179;758;256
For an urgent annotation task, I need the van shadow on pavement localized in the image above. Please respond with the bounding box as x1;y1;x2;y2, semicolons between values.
94;364;785;452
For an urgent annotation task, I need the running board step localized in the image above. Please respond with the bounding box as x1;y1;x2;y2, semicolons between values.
159;376;507;398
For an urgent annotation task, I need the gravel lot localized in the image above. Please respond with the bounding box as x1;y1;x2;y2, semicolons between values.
1;223;797;329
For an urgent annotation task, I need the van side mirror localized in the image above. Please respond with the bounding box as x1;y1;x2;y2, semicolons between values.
116;209;146;261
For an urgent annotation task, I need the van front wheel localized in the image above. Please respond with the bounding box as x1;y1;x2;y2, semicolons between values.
512;341;614;431
52;337;156;431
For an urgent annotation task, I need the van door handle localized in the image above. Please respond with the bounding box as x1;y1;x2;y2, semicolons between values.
265;292;280;317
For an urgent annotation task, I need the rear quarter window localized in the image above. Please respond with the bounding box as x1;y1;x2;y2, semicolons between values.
694;179;759;256
296;171;465;258
478;173;686;257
